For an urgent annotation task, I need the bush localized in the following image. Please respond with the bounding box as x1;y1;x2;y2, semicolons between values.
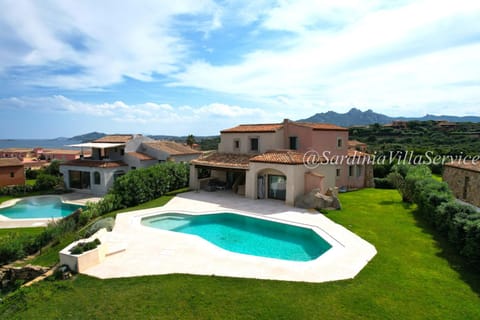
374;177;395;189
69;239;101;255
85;217;115;238
389;163;480;269
0;184;37;196
35;173;63;191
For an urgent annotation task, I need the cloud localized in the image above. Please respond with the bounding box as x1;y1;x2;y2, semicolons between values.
0;95;276;134
0;0;219;89
171;0;480;115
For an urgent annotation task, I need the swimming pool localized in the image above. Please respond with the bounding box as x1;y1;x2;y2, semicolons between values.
0;196;83;219
141;212;332;261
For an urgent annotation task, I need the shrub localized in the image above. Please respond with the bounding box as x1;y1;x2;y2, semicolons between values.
374;177;395;189
69;239;101;255
35;173;63;191
85;217;115;238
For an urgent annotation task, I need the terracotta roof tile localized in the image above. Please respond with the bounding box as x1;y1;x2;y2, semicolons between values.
144;141;202;156
295;122;348;131
348;140;367;146
93;135;133;143
61;160;128;168
445;160;480;173
126;152;155;161
220;123;283;133
191;153;251;169
0;158;24;167
250;150;326;165
347;150;370;157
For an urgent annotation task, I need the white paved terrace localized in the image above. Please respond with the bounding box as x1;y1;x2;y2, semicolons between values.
84;191;377;283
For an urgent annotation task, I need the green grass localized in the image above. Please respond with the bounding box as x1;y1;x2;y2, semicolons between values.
0;227;45;242
25;179;36;186
0;195;14;204
1;189;479;319
432;174;443;181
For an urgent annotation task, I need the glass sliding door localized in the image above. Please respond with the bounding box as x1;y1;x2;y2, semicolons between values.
268;175;286;200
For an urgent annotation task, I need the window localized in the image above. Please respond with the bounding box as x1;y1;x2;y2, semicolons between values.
93;172;101;185
131;166;136;170
337;138;343;148
336;168;341;178
234;139;240;150
120;149;125;156
289;136;298;150
10;172;14;178
250;138;259;152
356;166;362;177
349;166;354;177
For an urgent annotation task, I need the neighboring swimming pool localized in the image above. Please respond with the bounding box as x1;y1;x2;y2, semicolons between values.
0;196;83;219
141;212;332;261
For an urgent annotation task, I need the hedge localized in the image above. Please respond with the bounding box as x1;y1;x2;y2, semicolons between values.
390;164;480;269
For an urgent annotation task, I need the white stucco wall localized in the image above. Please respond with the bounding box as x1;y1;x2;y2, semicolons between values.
60;165;128;196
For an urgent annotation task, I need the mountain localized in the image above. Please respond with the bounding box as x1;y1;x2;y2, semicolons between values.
69;132;106;142
299;108;480;126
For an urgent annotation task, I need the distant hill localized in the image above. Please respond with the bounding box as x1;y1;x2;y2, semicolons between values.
69;132;106;142
299;108;480;127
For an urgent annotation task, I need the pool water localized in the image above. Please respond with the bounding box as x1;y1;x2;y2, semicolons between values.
142;213;332;261
0;196;83;219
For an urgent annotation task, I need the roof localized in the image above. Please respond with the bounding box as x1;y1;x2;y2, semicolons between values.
294;122;348;131
68;142;125;149
0;158;24;167
348;140;367;146
191;153;251;170
220;123;284;133
445;160;480;173
144;141;202;156
347;150;370;158
0;148;32;153
93;135;133;143
42;149;81;155
126;152;155;161
61;160;128;168
250;150;326;165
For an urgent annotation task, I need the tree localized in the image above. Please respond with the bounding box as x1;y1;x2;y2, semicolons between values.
186;134;196;147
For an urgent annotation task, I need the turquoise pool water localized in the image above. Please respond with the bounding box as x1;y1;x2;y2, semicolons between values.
142;213;332;261
0;196;83;219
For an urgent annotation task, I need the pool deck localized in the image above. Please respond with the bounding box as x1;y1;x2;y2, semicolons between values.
0;193;102;228
83;191;377;283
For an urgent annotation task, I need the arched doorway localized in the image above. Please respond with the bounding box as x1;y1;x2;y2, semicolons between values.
256;168;287;201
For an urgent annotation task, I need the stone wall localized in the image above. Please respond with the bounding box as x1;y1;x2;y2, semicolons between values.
0;265;49;290
443;166;480;207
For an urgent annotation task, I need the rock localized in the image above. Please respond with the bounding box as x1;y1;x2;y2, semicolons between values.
295;188;342;210
0;265;49;289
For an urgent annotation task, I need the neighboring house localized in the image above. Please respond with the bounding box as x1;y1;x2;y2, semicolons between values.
189;119;373;205
443;161;480;207
0;147;83;161
60;135;201;196
348;140;367;152
0;158;25;187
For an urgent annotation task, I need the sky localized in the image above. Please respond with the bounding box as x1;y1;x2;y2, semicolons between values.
0;0;479;139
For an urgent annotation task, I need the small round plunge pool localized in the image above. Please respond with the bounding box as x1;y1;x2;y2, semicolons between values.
141;212;332;262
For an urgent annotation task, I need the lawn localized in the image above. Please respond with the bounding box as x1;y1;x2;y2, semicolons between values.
0;227;45;242
1;189;479;319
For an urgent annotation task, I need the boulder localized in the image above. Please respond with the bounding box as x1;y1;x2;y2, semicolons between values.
295;188;341;210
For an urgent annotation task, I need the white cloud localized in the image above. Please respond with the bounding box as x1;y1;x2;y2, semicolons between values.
171;0;480;115
0;95;276;134
0;0;218;88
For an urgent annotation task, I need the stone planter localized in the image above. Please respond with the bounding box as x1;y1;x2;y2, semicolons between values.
59;240;107;273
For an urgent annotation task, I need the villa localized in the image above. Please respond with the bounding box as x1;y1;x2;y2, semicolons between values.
189;119;373;206
60;135;201;195
0;158;25;187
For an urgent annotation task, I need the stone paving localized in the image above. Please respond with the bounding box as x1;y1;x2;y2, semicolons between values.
84;191;377;283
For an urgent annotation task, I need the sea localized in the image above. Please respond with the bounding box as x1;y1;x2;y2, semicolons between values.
0;139;83;150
